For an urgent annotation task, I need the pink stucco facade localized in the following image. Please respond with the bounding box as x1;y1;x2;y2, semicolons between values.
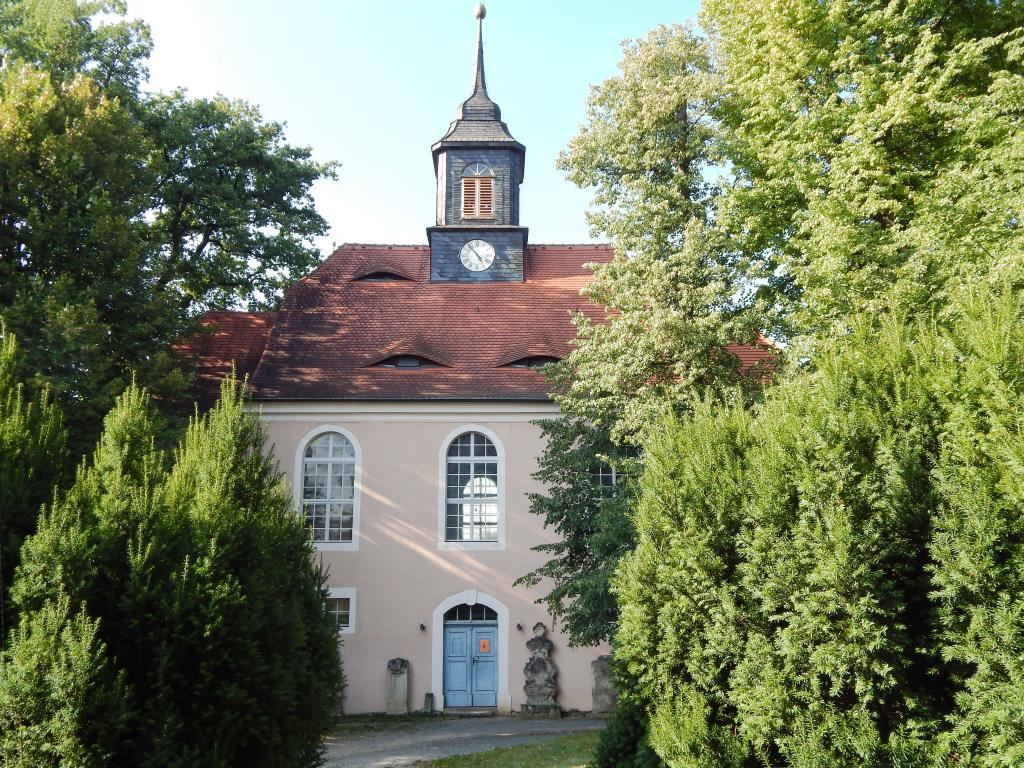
257;401;610;714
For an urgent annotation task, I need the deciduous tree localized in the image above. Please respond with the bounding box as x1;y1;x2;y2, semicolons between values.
0;1;336;455
522;25;764;649
704;0;1024;338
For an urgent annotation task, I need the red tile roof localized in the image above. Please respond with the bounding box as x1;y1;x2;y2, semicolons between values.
248;244;613;401
177;311;278;407
178;243;778;403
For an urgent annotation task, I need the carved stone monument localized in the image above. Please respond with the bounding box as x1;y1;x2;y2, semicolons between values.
386;658;409;715
521;622;560;718
591;655;616;715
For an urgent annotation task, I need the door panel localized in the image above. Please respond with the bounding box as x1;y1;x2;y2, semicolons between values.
470;627;497;707
444;627;472;707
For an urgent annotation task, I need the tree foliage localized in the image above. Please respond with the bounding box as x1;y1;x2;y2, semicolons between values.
593;696;665;768
705;0;1024;338
516;415;634;646
0;0;153;99
554;24;761;443
529;0;1024;657
0;326;66;649
523;26;767;646
0;0;336;455
617;288;1024;766
606;5;1024;761
0;378;342;767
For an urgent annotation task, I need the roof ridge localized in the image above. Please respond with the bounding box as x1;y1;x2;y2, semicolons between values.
528;243;614;249
332;243;429;250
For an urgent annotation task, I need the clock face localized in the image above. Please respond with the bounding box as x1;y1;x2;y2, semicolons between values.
460;239;495;271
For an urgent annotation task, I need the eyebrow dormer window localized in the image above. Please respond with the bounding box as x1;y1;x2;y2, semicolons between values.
507;356;560;369
462;163;494;220
353;271;412;282
374;355;442;369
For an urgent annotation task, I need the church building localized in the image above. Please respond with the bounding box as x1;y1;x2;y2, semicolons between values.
185;6;617;714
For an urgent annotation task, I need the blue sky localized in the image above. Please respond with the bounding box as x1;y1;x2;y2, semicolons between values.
125;1;701;252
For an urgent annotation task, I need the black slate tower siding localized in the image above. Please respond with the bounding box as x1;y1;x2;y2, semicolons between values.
428;230;524;282
437;149;521;226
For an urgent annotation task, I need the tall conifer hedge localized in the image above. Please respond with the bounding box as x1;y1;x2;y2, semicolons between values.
0;379;342;768
616;290;1024;766
0;328;67;643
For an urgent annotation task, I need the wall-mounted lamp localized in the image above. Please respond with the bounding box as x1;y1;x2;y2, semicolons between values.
516;621;523;631
419;622;426;632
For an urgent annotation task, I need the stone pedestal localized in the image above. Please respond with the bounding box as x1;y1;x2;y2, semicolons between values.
386;658;409;715
521;623;560;719
591;655;616;715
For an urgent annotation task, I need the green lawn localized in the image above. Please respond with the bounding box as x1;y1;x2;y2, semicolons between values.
415;729;600;768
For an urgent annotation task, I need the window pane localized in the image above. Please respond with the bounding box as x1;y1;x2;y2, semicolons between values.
327;597;350;630
448;433;472;457
446;503;465;541
475;503;498;540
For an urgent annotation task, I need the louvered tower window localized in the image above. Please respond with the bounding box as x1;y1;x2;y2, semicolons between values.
461;163;494;219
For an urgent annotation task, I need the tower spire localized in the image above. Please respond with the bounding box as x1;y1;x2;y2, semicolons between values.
431;1;524;176
455;4;500;121
472;4;487;98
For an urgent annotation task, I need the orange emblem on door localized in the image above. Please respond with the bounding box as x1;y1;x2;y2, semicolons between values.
479;638;490;653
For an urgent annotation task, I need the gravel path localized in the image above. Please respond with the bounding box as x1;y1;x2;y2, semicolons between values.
323;716;605;767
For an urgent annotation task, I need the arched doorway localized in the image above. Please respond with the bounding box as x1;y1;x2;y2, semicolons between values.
431;590;510;712
442;603;497;707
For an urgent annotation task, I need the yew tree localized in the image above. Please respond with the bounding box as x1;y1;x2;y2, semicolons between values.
0;379;342;768
618;289;1024;766
0;327;66;649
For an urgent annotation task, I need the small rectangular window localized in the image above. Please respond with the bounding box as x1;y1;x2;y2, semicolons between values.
326;597;350;631
591;465;618;500
326;588;356;634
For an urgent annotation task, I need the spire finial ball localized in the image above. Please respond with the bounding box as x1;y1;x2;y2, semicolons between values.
474;3;486;19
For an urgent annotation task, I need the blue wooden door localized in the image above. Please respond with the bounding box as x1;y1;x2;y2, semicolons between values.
444;624;497;707
470;626;497;707
444;627;472;707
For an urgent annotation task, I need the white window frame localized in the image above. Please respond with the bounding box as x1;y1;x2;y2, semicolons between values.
294;425;362;551
327;587;357;635
437;424;506;551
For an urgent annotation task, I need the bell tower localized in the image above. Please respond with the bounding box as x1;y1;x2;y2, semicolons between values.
427;4;527;282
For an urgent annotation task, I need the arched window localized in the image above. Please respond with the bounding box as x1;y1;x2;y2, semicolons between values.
302;432;356;542
444;431;500;542
461;163;494;220
444;604;497;622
